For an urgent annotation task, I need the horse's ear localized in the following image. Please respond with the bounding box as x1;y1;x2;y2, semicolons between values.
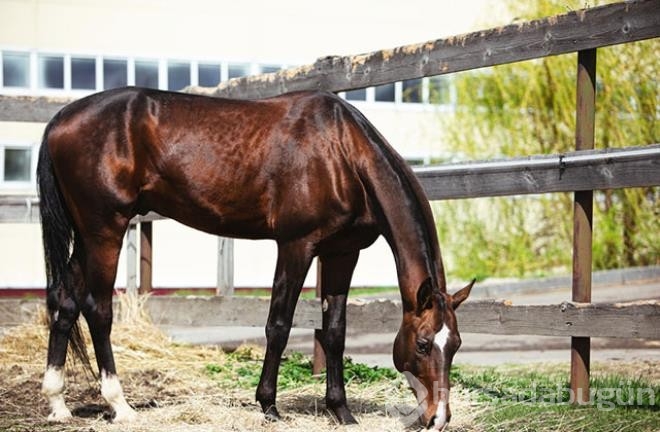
416;277;434;315
451;279;475;310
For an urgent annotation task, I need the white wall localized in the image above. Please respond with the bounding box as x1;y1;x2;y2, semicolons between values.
0;0;496;289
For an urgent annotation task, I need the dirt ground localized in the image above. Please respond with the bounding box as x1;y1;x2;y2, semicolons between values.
1;298;657;432
0;302;478;432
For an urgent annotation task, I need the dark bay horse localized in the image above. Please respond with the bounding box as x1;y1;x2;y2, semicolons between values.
37;87;473;430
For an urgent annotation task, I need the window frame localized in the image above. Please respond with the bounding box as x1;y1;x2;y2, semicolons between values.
0;141;37;190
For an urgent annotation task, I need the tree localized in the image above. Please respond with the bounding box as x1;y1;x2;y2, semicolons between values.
435;0;658;280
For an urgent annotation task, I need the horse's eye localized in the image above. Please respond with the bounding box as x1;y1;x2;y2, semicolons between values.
416;338;431;355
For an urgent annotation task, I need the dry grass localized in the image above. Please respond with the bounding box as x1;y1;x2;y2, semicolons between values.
1;293;481;432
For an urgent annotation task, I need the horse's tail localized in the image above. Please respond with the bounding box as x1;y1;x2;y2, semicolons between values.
37;120;92;372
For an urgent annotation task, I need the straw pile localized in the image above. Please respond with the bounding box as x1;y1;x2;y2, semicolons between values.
0;293;480;432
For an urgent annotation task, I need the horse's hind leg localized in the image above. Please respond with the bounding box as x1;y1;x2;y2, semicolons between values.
318;251;359;424
42;251;85;421
256;240;314;420
80;231;137;423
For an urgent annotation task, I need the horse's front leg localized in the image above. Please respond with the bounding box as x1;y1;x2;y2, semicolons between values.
319;251;360;424
256;241;314;420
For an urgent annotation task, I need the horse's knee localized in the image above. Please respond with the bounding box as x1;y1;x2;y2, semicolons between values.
265;320;290;346
323;324;346;354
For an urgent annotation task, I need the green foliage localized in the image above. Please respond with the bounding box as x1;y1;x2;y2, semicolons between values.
205;349;398;390
437;0;659;280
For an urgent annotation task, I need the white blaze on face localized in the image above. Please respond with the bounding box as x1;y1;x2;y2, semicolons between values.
100;370;138;423
432;403;449;430
432;324;452;430
42;366;72;422
434;324;451;353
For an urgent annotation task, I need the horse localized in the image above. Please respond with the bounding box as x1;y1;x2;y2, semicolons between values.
37;87;473;430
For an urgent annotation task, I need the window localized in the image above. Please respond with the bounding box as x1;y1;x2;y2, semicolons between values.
168;61;190;90
228;63;250;79
38;55;64;89
429;76;451;105
345;88;366;101
71;57;96;90
103;59;127;89
2;51;29;87
198;63;220;87
402;79;422;103
3;147;32;182
135;60;159;88
375;83;395;102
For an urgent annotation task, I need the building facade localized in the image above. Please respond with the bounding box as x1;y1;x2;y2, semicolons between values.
0;0;487;290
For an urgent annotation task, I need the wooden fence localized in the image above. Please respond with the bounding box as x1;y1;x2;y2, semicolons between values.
1;0;659;402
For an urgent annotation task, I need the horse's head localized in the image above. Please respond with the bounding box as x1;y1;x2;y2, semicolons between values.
393;278;474;430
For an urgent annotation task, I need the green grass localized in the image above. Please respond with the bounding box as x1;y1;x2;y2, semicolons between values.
452;364;659;431
205;348;398;390
206;352;658;431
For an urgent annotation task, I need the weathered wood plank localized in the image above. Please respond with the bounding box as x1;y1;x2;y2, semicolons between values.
0;94;73;123
2;145;657;223
194;0;660;99
141;297;660;339
2;1;658;122
415;144;660;200
2;297;658;339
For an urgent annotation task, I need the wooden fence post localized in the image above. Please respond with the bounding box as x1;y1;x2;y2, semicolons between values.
139;222;153;294
313;258;326;375
571;48;597;404
126;223;138;296
217;237;235;296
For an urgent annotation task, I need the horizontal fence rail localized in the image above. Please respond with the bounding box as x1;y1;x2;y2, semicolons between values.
415;144;660;199
1;0;658;122
2;144;658;223
1;298;658;339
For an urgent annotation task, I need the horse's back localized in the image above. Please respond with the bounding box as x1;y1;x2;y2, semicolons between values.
43;88;375;243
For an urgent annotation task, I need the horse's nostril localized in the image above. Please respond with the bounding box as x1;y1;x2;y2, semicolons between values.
426;415;437;429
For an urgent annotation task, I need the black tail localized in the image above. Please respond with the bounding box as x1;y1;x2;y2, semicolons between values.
37;122;92;372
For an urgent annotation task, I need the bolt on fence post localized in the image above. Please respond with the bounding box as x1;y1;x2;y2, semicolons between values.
571;47;597;405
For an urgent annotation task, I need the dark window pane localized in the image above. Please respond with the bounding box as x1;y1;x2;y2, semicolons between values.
71;57;96;90
103;59;127;89
135;60;159;88
429;76;450;105
345;88;366;101
38;55;64;89
2;52;29;87
375;83;395;102
402;79;422;103
198;63;220;87
4;148;32;182
228;63;250;79
168;62;190;90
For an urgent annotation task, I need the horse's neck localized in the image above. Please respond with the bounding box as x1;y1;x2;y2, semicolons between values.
366;155;446;305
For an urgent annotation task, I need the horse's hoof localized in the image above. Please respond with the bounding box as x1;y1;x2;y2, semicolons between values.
331;406;358;425
112;406;138;423
263;405;281;422
47;408;73;422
